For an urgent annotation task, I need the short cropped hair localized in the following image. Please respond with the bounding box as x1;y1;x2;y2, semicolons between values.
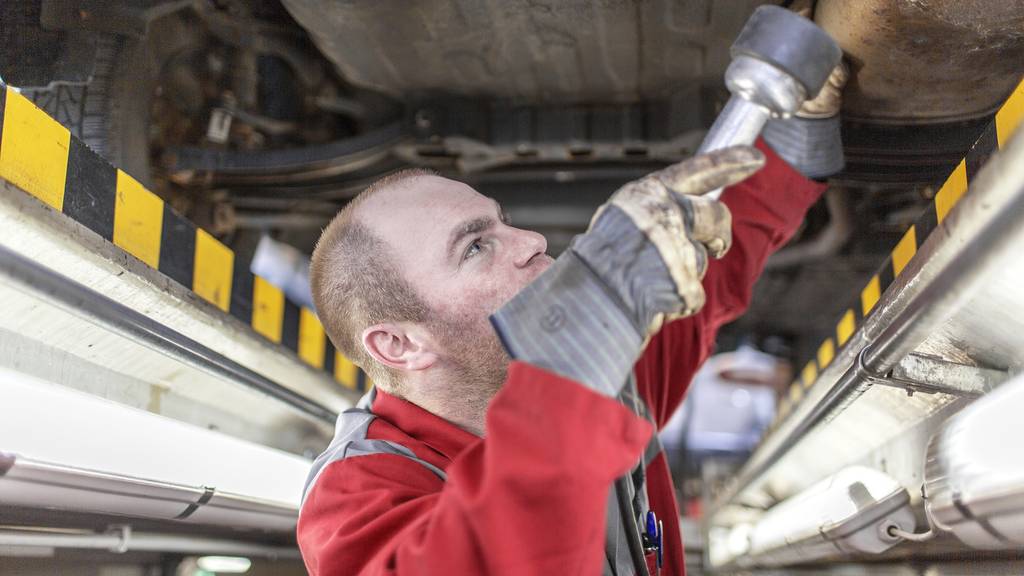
310;168;438;394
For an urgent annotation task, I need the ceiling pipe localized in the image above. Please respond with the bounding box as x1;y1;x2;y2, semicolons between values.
0;525;301;559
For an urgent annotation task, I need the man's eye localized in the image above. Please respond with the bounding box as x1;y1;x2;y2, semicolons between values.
464;239;483;260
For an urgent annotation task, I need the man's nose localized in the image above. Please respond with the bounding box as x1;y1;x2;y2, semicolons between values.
510;228;548;267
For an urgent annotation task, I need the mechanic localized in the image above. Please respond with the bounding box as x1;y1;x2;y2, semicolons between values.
297;65;846;576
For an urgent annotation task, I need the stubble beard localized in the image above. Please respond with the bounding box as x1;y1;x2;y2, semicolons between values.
430;311;511;432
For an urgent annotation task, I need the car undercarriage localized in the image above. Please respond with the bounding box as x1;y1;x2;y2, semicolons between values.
2;1;1024;574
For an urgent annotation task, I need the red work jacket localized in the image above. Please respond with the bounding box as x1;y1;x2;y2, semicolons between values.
298;141;826;576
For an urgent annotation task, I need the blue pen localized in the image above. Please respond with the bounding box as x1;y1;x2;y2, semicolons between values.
649;512;661;561
644;511;663;573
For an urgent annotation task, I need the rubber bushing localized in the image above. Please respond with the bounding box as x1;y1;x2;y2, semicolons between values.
730;5;842;98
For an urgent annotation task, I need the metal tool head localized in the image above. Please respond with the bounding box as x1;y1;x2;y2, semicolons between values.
731;5;843;99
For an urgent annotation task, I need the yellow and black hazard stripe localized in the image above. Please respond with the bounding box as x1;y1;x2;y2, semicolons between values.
772;77;1024;427
0;85;371;393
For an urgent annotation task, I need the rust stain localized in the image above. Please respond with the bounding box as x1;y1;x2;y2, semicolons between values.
816;0;1024;122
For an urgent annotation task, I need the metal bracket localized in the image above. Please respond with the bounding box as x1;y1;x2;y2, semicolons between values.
106;524;131;554
856;348;1005;398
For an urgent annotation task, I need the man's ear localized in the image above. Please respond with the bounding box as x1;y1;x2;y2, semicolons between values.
361;323;439;373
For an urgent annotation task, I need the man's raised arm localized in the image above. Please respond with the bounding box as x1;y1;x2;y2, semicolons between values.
634;140;827;427
633;62;847;426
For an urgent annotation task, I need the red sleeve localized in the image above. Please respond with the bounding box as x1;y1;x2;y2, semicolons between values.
635;140;827;427
297;362;653;576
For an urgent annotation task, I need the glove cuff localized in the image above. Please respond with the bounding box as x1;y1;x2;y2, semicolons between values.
762;115;844;180
489;250;642;398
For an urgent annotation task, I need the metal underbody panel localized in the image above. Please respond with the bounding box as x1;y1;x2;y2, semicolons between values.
281;0;1024;123
281;0;770;103
816;0;1024;123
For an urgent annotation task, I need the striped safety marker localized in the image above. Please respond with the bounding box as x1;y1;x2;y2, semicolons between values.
770;77;1024;428
0;85;371;393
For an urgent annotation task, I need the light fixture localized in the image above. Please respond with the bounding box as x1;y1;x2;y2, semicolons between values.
744;466;914;567
925;373;1024;549
196;555;252;573
0;366;309;531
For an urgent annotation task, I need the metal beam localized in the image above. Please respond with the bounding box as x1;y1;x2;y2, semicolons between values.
0;526;300;559
0;243;337;424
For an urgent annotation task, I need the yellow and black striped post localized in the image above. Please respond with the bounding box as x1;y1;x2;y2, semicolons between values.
775;78;1024;425
0;85;370;393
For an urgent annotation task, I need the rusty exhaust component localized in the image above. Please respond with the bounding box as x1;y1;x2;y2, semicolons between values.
815;0;1024;123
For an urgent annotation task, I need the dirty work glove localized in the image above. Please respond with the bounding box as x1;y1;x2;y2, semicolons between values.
763;62;848;179
490;147;765;397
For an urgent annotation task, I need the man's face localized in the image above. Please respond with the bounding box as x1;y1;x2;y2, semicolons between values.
360;175;553;387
